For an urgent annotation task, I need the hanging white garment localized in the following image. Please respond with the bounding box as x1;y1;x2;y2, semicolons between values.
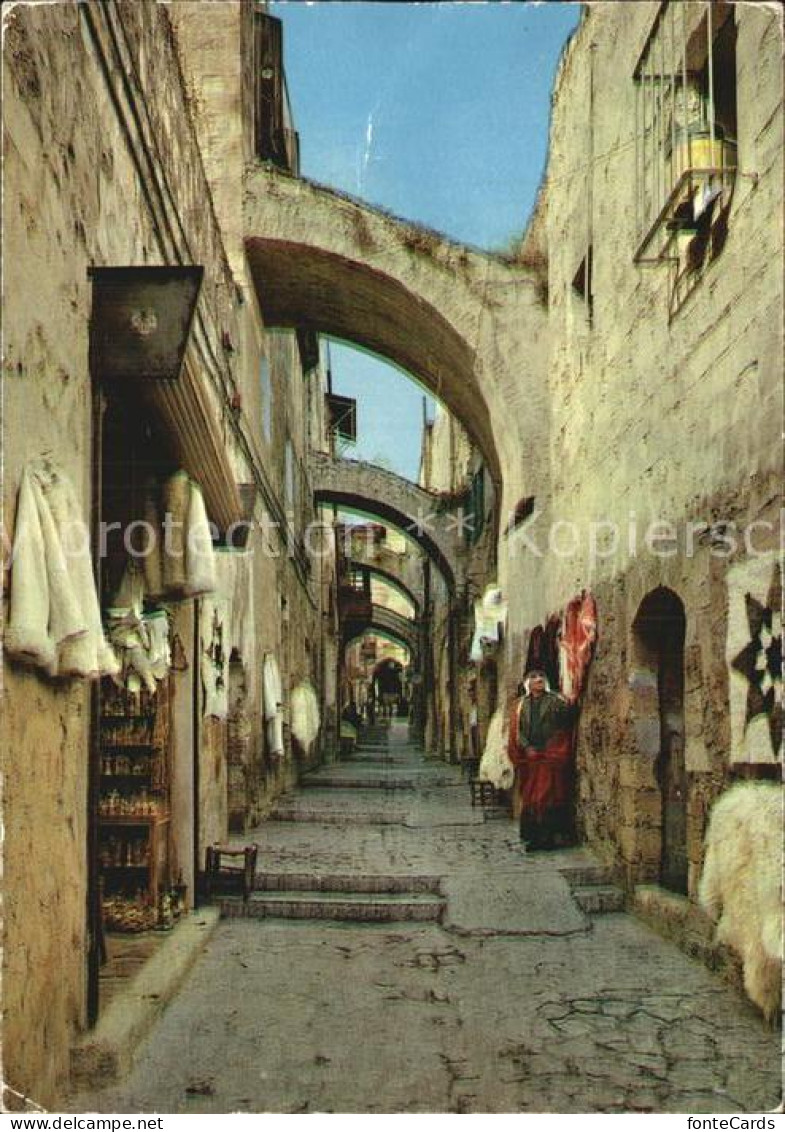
470;584;508;663
111;557;146;615
161;470;189;595
5;460;119;680
184;480;216;597
141;484;163;600
146;611;171;681
106;612;157;694
213;548;256;703
291;681;320;753
159;471;216;599
263;653;285;756
478;708;515;790
105;561;172;692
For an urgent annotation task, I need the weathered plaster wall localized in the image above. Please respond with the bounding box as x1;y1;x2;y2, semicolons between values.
1;0;333;1105
167;1;254;282
506;2;783;888
199;717;227;855
2;2;173;1105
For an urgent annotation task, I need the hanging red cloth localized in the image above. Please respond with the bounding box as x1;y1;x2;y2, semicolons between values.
559;591;598;701
518;732;574;820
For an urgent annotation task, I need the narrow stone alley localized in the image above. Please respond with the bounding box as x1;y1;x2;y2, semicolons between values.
74;723;780;1115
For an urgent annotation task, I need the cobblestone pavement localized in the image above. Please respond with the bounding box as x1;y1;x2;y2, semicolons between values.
75;725;782;1114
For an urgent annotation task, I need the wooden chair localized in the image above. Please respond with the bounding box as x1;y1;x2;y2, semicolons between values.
204;843;258;901
470;780;496;808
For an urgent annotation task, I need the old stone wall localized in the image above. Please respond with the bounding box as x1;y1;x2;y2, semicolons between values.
2;0;334;1106
420;408;505;763
1;1;217;1104
503;1;783;889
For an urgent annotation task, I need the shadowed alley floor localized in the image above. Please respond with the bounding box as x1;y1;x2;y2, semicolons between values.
73;724;781;1114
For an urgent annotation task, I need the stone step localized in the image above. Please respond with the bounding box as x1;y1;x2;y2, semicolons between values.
571;885;626;915
255;872;442;895
221;891;445;923
270;808;406;825
301;776;418;791
558;863;618;888
347;758;419;767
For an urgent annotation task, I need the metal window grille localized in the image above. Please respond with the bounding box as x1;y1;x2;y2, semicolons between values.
633;0;737;266
254;12;300;174
326;393;357;459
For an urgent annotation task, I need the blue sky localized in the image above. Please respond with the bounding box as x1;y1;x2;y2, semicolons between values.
274;1;579;479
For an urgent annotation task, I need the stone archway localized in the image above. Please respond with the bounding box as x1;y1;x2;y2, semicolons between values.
312;453;462;589
245;165;551;500
348;559;421;614
631;587;687;893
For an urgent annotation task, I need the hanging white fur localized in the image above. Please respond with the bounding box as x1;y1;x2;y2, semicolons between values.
263;653;285;756
213;548;256;705
478;707;514;790
184;480;216;597
105;561;172;693
158;471;216;599
141;483;163;600
698;781;783;1022
291;681;320;753
5;460;119;680
161;470;189;595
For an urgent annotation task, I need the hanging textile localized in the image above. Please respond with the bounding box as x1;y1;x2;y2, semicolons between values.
525;616;561;690
478;707;515;790
725;553;782;763
5;459;119;680
263;653;285;756
214;548;256;705
157;470;216;600
140;480;164;600
558;590;598;702
291;681;321;753
184;479;217;597
470;584;508;662
161;470;189;594
105;560;172;693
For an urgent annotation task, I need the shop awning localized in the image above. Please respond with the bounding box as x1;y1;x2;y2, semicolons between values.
89;266;244;534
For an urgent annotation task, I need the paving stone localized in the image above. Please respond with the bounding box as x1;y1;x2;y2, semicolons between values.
71;723;782;1114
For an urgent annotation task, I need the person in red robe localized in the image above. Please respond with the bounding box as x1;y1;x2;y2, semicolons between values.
508;670;576;850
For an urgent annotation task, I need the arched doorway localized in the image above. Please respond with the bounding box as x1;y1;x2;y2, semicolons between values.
632;588;687;893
